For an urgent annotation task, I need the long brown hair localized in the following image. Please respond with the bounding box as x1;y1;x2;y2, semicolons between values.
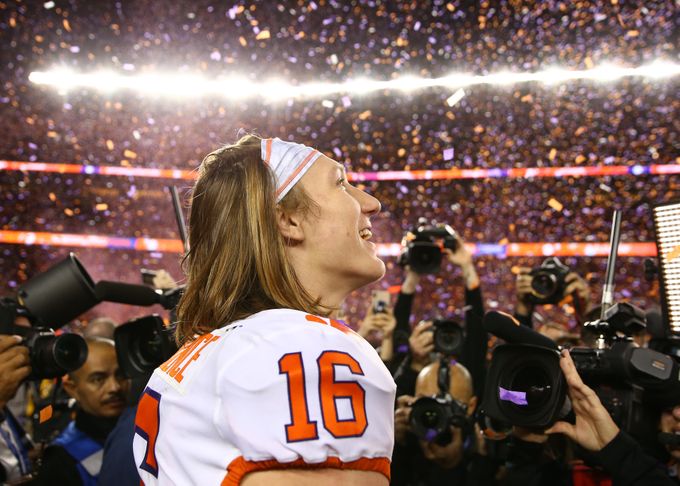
175;134;326;345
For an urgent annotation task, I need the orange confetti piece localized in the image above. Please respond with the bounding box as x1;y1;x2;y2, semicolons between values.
39;405;53;424
255;30;270;40
548;198;564;212
123;149;137;159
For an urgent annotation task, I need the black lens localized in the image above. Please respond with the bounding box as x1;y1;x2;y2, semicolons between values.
508;365;552;411
53;334;88;370
30;332;88;378
131;325;163;369
411;243;443;274
531;271;557;299
434;321;463;356
410;397;448;439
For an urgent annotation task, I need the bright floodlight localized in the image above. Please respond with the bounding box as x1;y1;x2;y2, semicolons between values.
653;201;680;335
28;60;680;101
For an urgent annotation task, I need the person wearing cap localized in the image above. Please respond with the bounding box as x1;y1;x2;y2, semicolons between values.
133;134;395;485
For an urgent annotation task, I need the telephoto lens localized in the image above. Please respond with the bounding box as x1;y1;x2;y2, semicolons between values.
24;330;88;379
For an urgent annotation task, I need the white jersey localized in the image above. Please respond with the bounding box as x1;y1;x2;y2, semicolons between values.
133;309;396;485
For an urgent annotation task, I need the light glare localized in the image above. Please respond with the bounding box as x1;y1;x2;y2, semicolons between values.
28;60;680;101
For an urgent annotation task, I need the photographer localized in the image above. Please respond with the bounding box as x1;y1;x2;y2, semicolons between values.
0;335;32;483
545;349;674;486
514;262;592;329
31;338;129;486
392;359;493;485
392;231;486;399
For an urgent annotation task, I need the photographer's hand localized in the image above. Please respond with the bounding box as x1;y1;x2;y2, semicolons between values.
0;335;30;409
152;269;177;291
564;272;591;320
545;349;619;451
395;395;414;445
409;321;434;372
357;308;381;339
443;236;479;290
376;311;396;362
514;267;535;317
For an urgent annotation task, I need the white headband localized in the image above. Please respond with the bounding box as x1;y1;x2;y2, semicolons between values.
262;137;323;202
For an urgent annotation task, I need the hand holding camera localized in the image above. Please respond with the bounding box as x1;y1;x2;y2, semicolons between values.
409;321;435;371
442;233;480;290
514;266;535;317
358;311;396;340
546;349;620;451
0;335;30;408
395;394;415;445
399;222;459;275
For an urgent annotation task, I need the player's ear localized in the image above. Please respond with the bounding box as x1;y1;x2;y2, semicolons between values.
276;206;305;244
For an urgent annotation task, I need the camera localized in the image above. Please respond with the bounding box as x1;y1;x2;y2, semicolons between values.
528;257;570;305
410;394;470;446
432;319;464;356
114;314;178;380
0;254;97;379
399;222;459;275
481;305;678;431
409;356;471;445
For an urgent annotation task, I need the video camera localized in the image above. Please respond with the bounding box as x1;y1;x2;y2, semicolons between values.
0;254;97;379
398;220;459;275
481;211;680;433
528;257;571;305
410;356;472;445
114;314;178;380
0;252;183;380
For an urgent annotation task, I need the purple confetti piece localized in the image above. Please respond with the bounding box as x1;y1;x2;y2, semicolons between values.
499;387;528;406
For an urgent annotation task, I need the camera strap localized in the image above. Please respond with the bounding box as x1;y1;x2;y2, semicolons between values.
437;356;456;395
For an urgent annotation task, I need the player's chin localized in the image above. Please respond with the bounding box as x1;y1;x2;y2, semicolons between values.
363;256;386;283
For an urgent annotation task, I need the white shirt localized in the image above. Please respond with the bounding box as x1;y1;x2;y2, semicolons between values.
133;309;396;485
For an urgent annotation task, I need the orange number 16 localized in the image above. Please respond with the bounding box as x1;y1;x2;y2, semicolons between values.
278;351;367;442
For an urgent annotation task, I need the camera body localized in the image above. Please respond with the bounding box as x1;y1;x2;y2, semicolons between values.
482;304;679;433
432;319;464;356
528;257;570;305
114;314;178;380
399;223;459;275
410;394;469;445
0;296;88;380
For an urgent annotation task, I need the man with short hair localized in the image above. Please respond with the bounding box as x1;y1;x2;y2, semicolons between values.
31;338;129;486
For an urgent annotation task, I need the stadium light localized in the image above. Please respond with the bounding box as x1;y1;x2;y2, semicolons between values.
28;60;680;101
652;201;680;336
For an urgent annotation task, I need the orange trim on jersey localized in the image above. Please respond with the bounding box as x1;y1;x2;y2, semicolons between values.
305;314;327;324
274;150;319;199
222;456;390;486
305;314;353;335
264;139;273;164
